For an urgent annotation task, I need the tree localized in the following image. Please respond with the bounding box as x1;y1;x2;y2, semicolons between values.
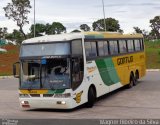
133;27;149;39
45;23;53;35
150;16;160;39
92;18;123;32
30;23;46;37
133;27;143;34
51;22;66;34
3;0;32;39
6;29;24;45
0;27;8;39
44;22;66;35
80;24;90;31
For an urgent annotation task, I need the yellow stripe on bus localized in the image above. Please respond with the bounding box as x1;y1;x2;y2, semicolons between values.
20;90;48;94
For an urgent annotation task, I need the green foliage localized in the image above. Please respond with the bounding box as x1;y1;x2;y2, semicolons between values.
6;29;24;45
45;22;66;35
80;24;90;31
30;23;46;37
30;22;66;36
92;18;123;32
150;16;160;39
51;22;66;34
3;0;32;39
133;27;142;33
145;40;160;69
0;27;8;39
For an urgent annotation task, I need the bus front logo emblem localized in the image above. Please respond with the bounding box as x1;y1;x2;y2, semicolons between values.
74;91;83;104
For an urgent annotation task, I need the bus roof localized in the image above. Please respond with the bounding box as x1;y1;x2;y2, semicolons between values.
22;32;143;44
22;33;83;44
84;32;143;39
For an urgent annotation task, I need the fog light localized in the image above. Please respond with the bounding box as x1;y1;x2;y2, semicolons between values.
57;101;66;105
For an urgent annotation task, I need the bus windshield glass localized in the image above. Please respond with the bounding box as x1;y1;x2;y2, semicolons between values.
20;42;70;57
21;58;71;90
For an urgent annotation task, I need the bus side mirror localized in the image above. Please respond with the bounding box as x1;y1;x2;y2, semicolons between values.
13;62;20;78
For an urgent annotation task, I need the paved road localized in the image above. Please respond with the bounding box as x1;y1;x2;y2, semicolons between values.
0;71;160;119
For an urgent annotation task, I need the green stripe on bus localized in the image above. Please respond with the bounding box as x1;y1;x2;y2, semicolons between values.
96;58;120;86
47;89;65;94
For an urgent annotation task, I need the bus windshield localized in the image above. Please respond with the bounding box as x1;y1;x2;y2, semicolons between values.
20;42;70;57
21;58;71;90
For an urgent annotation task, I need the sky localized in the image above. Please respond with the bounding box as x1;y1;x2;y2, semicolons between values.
0;0;160;33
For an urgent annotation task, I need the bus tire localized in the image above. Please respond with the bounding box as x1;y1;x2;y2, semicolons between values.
127;73;135;89
86;86;96;108
134;71;139;85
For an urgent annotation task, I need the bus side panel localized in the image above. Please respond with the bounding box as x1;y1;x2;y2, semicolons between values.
95;57;123;95
85;61;110;97
112;52;146;86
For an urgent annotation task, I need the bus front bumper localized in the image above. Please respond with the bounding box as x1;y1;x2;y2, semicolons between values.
19;97;74;109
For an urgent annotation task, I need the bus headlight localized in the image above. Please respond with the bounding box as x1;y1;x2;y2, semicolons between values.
54;93;71;98
19;94;30;98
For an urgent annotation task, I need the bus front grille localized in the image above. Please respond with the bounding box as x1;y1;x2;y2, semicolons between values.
30;94;40;97
43;94;54;97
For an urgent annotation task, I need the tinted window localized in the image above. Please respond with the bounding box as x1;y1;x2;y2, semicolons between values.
104;41;109;55
91;42;97;57
98;41;109;56
85;42;97;58
119;40;127;53
85;42;91;57
98;41;104;56
72;40;83;55
127;40;134;52
109;40;118;55
134;39;141;51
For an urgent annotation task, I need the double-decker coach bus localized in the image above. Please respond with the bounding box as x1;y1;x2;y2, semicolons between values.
13;32;146;109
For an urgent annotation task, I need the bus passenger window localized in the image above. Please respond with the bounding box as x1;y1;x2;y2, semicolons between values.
119;40;127;53
109;40;118;55
98;41;105;56
104;41;109;56
134;40;141;51
127;40;134;52
85;42;91;58
85;42;97;59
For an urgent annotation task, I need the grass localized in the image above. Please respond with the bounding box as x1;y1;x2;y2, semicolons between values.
145;40;160;69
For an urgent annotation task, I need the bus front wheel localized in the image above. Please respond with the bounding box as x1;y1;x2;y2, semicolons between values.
86;86;96;108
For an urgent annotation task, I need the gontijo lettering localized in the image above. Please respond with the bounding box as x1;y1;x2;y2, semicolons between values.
117;56;133;65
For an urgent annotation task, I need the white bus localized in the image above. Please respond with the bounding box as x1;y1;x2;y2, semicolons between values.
13;32;146;109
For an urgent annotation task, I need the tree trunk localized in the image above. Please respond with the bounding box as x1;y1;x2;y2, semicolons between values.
19;26;26;39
